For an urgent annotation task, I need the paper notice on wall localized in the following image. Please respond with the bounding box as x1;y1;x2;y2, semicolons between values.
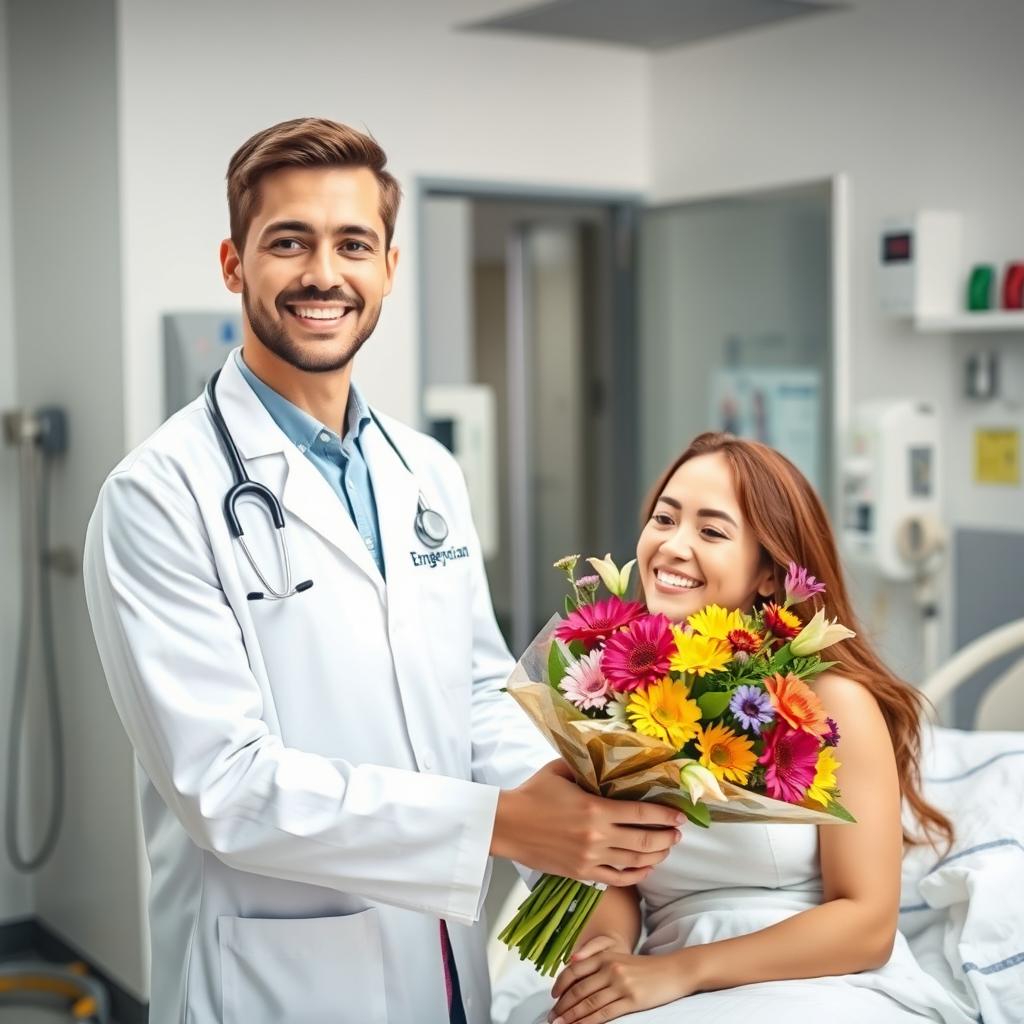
974;428;1020;486
712;368;821;491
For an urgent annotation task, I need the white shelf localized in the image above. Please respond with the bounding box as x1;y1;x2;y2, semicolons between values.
914;310;1024;334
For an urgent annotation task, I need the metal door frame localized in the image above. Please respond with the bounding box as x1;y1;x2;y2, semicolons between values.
416;180;642;652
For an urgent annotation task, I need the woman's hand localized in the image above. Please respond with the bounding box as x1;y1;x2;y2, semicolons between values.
548;936;697;1024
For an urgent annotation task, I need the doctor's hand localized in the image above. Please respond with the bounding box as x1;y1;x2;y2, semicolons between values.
490;760;684;886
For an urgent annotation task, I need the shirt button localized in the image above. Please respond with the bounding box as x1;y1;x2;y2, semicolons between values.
319;432;330;443
298;444;307;453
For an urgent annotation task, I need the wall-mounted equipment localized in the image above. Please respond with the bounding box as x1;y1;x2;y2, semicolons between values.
842;400;947;678
878;211;962;319
841;400;943;582
423;384;499;560
2;406;70;874
163;312;242;416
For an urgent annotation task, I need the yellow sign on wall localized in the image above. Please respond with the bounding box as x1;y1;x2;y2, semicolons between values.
974;428;1020;485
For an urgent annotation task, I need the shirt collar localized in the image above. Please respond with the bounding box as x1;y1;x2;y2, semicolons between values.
234;349;372;451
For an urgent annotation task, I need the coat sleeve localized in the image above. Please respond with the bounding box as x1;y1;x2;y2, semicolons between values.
83;461;498;925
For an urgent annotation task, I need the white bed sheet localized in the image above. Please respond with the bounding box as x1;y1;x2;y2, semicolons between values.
899;726;1024;1024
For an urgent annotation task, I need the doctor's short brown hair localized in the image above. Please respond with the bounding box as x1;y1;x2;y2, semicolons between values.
226;117;402;252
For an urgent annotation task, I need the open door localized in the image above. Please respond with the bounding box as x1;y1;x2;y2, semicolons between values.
637;181;836;511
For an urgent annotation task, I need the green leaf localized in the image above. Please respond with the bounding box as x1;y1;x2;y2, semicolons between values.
641;791;712;828
564;595;579;616
547;640;571;689
768;642;794;673
687;673;711;700
680;798;711;828
819;800;857;823
801;659;838;680
568;640;586;659
697;690;732;720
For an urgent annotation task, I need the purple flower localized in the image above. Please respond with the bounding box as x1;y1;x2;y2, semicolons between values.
823;717;841;747
784;562;826;605
729;685;775;735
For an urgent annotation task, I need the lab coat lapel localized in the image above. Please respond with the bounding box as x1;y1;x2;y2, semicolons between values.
213;352;385;593
361;417;421;592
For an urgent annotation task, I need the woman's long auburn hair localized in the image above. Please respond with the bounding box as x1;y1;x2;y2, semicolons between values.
643;432;953;851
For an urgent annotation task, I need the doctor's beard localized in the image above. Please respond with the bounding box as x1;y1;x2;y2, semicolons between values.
242;286;381;374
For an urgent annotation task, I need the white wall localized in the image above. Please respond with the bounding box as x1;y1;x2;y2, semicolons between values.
648;0;1024;682
116;0;651;448
0;0;34;929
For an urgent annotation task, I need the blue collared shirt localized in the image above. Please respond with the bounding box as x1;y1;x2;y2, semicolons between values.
235;350;385;578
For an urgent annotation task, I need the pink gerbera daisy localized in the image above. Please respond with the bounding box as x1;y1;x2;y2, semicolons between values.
559;650;611;710
555;597;646;651
758;722;820;803
601;614;674;693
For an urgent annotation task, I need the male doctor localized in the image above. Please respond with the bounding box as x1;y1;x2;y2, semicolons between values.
84;118;683;1024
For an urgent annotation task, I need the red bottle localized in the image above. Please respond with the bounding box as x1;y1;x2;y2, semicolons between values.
1003;262;1024;309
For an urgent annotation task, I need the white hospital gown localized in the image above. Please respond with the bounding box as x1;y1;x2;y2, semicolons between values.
509;820;977;1024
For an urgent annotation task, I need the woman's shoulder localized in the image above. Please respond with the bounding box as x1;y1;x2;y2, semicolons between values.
812;671;888;732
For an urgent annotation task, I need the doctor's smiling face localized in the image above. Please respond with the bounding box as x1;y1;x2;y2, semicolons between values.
221;165;398;374
636;451;775;623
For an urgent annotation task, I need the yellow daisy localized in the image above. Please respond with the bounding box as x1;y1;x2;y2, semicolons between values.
626;678;701;749
805;746;842;807
695;722;757;784
687;604;746;640
669;628;732;677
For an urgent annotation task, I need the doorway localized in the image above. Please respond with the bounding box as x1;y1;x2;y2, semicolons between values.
417;178;838;655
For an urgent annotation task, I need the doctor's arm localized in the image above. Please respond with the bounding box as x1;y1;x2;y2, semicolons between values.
84;466;500;925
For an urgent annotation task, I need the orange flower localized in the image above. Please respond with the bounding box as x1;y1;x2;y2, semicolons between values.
764;672;828;735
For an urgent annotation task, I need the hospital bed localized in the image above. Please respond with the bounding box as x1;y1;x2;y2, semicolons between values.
488;618;1024;1024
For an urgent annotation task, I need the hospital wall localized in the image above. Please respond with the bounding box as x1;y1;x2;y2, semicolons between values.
648;0;1024;687
116;0;652;449
0;0;34;930
1;0;148;994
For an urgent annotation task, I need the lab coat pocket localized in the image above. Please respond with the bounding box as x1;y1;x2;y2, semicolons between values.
219;910;387;1024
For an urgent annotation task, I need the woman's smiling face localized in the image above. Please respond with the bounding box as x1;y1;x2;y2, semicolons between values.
636;452;775;622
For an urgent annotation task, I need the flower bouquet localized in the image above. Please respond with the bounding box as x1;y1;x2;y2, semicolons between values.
497;554;857;976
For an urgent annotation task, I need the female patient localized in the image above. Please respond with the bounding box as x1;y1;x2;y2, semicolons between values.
540;433;971;1024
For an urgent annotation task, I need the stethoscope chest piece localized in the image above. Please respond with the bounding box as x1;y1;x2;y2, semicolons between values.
415;506;449;549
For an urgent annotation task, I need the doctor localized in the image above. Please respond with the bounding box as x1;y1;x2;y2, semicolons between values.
84;117;684;1024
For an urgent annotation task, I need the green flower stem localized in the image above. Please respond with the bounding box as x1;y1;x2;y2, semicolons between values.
539;885;592;973
521;878;576;958
525;880;581;962
499;875;612;975
499;875;571;947
542;885;604;974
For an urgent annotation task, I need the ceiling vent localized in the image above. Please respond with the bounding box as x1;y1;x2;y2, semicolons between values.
463;0;844;51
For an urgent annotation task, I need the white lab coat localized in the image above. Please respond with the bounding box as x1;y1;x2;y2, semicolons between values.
83;350;553;1024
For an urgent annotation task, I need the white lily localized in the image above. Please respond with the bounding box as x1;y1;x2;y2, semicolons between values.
678;759;728;804
586;553;637;597
790;607;856;656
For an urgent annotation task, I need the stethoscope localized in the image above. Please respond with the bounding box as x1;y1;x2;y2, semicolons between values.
205;370;449;601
